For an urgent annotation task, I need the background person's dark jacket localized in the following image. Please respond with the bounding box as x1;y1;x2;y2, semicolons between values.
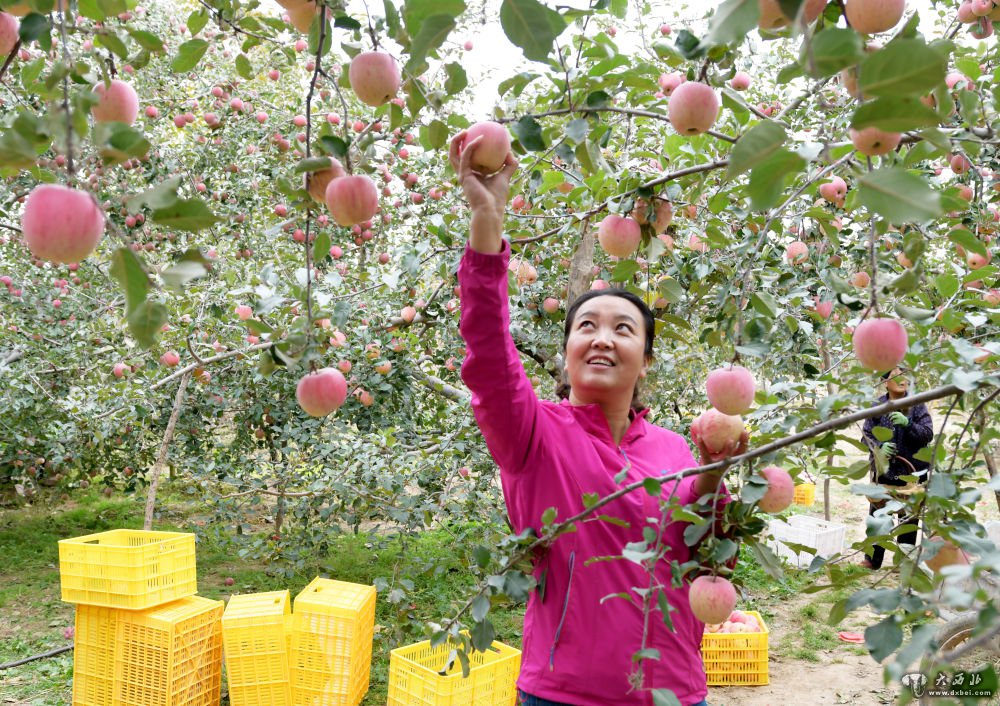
862;393;934;486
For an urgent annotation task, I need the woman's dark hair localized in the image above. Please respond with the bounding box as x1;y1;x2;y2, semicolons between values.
554;288;656;411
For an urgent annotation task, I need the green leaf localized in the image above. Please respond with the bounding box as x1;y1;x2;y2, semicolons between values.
426;119;449;149
403;0;465;35
511;115;546;151
748;149;805;211
312;230;330;264
472;545;491;569
171;39;209;73
384;0;401;37
934;273;959;298
235;54;253;80
126;29;165;53
443;62;467;94
18;13;49;44
333;14;362;30
850;97;941;132
804;28;864;78
871;426;893;442
674;29;705;60
500;0;567;63
470;619;495;653
109;247;150;312
858;38;947;98
319;135;349;159
93;123;151;165
127;300;167;349
864;616;902;662
471;595;490;622
161;261;208;291
611;259;640;282
652;689;682;706
565;118;589;144
642;477;662;496
703;0;758;48
127;177;181;212
151;199;221;232
186;9;209;36
949;228;988;258
405;14;455;73
856;168;942;225
727;122;787;177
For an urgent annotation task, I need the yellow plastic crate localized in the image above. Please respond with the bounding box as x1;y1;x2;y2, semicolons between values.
115;595;224;706
222;590;293;706
59;529;197;610
290;577;377;706
72;605;120;706
387;635;522;706
793;483;816;506
701;610;769;686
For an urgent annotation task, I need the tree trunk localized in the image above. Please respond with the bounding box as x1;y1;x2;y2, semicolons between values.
566;218;595;308
820;340;836;521
144;373;190;530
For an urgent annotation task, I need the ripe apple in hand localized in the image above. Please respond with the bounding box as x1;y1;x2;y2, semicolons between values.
461;121;511;174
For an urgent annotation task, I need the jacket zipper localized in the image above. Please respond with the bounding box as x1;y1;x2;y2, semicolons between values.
548;549;575;671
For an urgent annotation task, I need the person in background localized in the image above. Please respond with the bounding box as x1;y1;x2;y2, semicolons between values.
860;367;934;570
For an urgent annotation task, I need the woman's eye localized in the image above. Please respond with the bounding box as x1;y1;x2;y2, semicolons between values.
617;324;632;332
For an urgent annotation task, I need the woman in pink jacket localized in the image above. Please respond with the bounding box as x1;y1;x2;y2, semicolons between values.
451;133;745;706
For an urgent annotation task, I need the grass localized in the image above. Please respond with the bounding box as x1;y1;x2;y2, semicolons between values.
0;489;526;705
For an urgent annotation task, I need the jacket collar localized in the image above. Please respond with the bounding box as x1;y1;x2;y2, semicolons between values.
559;399;650;446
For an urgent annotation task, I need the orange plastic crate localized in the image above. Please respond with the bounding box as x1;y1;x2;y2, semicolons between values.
794;483;816;507
115;595;224;706
59;529;197;610
387;634;522;706
222;590;293;706
290;577;377;706
73;605;120;706
701;610;769;686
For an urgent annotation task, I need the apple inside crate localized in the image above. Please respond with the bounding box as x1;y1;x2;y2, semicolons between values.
766;515;845;568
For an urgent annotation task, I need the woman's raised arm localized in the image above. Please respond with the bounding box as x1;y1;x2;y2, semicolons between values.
452;132;539;474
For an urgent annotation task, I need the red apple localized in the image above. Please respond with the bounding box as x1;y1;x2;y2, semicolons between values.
851;271;871;287
631;198;673;234
235;304;252;320
91;79;139;125
668;82;720;135
756;465;795;513
852;317;908;371
597;215;641;257
691;409;745;455
461;121;511;174
730;72;751;91
849;126;901;156
0;12;18;56
819;176;847;203
113;362;128;378
305;157;346;203
325;175;379;227
689;575;737;625
786;240;809;264
160;351;180;367
22;185;105;264
296;367;348;416
845;0;906;34
705;365;756;415
348;51;401;106
400;306;416;322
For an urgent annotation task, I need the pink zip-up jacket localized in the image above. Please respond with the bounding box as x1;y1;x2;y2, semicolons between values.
458;241;726;706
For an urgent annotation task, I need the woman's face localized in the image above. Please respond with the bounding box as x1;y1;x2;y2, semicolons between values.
564;295;650;406
885;367;908;396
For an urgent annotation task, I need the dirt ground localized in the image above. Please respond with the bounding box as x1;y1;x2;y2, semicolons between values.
707;411;1000;706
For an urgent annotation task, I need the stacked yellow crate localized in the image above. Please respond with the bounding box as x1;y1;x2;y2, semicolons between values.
59;529;223;706
290;577;377;706
221;590;293;706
